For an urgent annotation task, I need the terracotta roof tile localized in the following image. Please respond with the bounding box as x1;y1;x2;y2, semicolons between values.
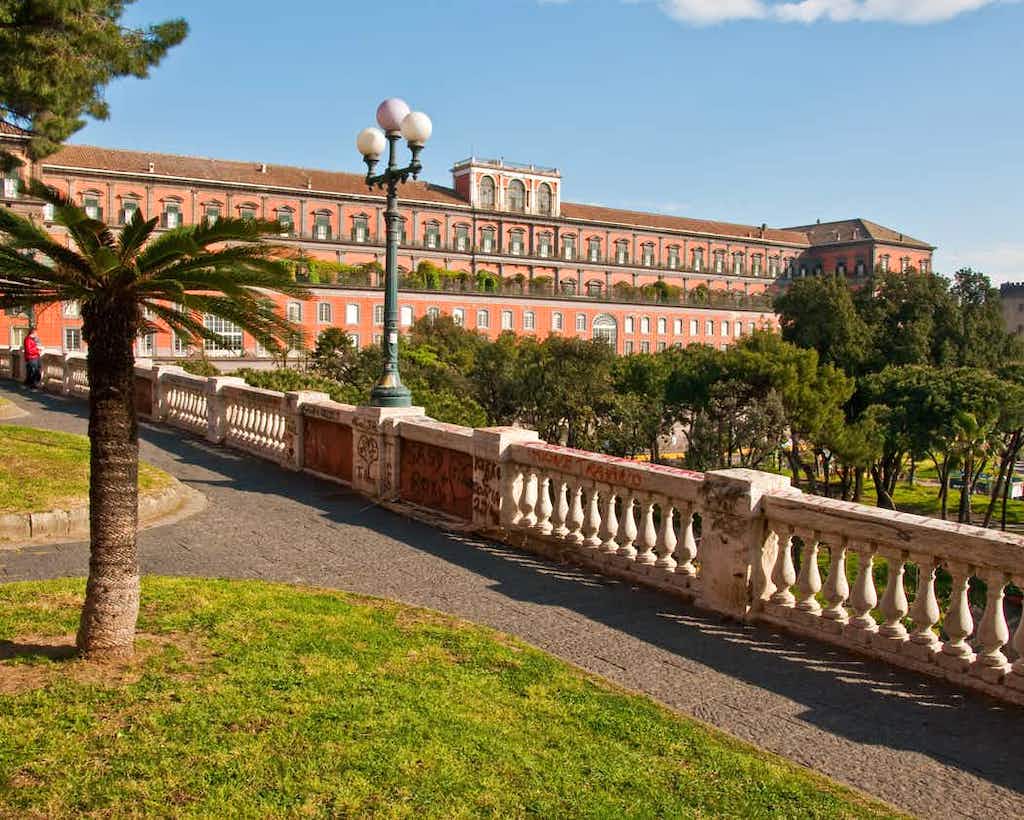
560;201;810;245
0;120;32;137
785;218;933;250
42;144;466;207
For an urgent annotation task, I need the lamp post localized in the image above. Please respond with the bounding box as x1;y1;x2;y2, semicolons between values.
356;98;432;408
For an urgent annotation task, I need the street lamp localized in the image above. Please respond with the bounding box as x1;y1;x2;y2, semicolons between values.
356;97;433;407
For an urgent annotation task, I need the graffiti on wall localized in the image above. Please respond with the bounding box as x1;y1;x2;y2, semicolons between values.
399;439;474;519
305;417;354;482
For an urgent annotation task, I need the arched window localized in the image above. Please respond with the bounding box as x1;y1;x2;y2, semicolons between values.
479;176;496;209
592;314;617;348
424;220;440;248
537;183;552;215
276;206;294;235
313;210;332;240
508;179;525;213
480;226;496;252
82;190;103;220
119;195;141;225
163;197;182;229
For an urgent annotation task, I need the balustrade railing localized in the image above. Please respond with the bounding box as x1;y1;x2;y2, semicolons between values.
0;346;11;379
221;383;290;464
40;353;65;390
3;352;1023;706
162;372;209;437
500;443;705;595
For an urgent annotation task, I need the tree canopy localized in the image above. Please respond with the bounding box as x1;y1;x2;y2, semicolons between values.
0;1;187;161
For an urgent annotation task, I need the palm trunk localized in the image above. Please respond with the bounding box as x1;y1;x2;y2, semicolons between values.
77;302;140;659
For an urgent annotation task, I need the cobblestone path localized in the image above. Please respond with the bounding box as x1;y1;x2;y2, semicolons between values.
2;385;1022;818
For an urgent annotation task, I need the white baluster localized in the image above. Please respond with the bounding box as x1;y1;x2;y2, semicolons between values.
676;508;697;576
582;486;602;549
769;531;796;606
974;570;1011;675
598;488;619;554
654;502;678;571
849;546;878;632
940;565;975;665
795;534;822;614
908;558;941;652
566;483;584;544
520;469;538;529
534;474;553;535
551;476;569;538
1009;574;1024;688
616;492;638;559
878;553;909;642
635;497;657;566
821;540;850;623
501;464;523;527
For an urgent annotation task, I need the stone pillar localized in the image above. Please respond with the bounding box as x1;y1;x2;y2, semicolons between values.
351;405;426;501
471;427;540;531
152;365;185;422
204;376;246;444
698;468;793;619
285;390;330;471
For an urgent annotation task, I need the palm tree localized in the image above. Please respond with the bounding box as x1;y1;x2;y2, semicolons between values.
0;182;306;659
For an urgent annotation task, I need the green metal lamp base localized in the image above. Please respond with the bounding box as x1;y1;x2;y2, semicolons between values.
370;383;413;408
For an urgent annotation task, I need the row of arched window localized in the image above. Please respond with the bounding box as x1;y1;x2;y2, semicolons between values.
478;176;555;215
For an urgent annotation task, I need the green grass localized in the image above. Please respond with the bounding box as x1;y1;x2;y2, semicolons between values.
0;577;902;818
0;425;171;514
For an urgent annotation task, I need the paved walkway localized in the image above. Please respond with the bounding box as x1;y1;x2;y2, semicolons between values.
1;384;1022;819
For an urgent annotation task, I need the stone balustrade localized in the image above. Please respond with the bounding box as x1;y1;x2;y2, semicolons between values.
3;349;1024;706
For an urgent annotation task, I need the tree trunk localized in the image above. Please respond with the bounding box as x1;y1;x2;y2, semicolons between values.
872;464;896;509
76;301;140;660
958;453;973;524
853;468;864;503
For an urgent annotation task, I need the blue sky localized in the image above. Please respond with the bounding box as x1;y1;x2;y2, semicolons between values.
76;0;1024;281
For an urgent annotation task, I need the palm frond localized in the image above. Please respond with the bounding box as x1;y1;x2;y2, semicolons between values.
184;292;304;352
118;208;159;262
0;206;94;280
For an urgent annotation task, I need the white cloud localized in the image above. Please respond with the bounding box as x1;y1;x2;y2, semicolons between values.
941;243;1024;284
617;0;1019;25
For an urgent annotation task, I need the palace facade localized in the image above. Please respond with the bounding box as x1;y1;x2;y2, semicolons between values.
0;122;935;359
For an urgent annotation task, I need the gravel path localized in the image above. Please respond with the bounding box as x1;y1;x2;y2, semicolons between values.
1;383;1022;819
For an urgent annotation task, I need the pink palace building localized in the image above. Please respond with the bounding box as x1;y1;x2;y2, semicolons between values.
0;121;934;360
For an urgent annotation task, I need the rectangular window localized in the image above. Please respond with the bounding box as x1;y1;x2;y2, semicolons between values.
373;304;384;325
453;308;465;326
692;249;703;272
752;256;763;276
563;236;575;260
425;224;440;248
278;211;295;233
642;246;654;266
588;238;601;262
640;317;650;335
523;311;535;331
373;333;382;345
287;302;303;323
3;173;18;199
510;232;524;255
240;206;257;221
538;235;551;258
476;309;489;329
120;200;139;225
576;314;587;332
205;205;220;224
350;334;360;349
673;319;682;335
346;304;359;325
624;341;634;354
706;320;714;336
721;320;729;336
501;310;513;330
400;305;413;326
690;319;698;336
552;312;563;331
481;229;494;253
616;244;628;265
668;247;679;269
64;328;82;352
63;301;80;318
83;196;101;221
734;322;742;337
314;214;331;240
714;253;724;273
625;316;635;334
733;255;743;275
455;225;469;251
657;317;667;334
164;204;181;229
42;202;55;221
427;307;440;322
353;216;368;242
138;333;155;356
657;342;666;352
317;302;332;323
173;332;187;355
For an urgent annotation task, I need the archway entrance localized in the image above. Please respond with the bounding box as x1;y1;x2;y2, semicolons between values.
592;314;617;351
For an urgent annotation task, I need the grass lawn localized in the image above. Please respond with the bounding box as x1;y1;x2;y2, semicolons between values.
0;577;902;818
0;425;171;515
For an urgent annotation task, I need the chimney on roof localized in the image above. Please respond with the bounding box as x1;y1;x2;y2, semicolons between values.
816;218;821;225
259;163;267;173
306;178;312;190
899;233;904;241
761;223;767;238
147;161;155;173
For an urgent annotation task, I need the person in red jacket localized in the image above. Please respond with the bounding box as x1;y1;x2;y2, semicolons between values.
23;327;41;388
